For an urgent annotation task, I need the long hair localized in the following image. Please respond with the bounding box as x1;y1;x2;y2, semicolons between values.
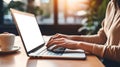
115;0;120;8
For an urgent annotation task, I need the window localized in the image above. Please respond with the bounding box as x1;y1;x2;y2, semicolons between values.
3;0;54;25
3;0;26;24
58;0;89;25
3;0;90;25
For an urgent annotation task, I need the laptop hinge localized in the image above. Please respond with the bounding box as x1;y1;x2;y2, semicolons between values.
28;43;45;54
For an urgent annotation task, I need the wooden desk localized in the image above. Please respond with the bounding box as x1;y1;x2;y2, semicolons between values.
0;36;104;67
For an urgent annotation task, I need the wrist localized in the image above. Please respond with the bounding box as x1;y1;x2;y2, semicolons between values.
76;42;82;49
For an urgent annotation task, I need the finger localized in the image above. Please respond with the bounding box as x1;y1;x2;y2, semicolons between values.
47;39;52;47
49;36;55;41
48;35;59;42
57;43;66;48
47;37;60;46
46;40;54;47
46;40;63;48
47;38;65;48
49;34;58;40
52;33;63;39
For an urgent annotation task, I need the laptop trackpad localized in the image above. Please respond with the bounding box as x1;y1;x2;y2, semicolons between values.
62;49;86;58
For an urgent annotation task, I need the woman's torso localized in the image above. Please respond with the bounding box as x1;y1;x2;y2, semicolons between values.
104;1;120;46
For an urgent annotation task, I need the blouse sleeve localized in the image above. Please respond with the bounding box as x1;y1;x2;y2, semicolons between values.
103;44;120;62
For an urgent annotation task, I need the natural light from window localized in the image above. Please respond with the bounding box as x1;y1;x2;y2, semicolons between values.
3;0;90;25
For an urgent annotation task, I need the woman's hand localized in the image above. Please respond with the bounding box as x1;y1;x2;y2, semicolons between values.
47;37;80;50
50;33;70;40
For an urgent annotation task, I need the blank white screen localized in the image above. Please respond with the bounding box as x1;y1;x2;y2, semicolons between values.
13;13;45;52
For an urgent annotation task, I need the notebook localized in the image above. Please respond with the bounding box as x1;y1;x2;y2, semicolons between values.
10;8;86;59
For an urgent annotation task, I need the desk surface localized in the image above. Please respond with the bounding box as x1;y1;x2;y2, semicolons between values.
0;36;104;67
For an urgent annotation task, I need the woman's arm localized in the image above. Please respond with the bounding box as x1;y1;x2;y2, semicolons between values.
47;37;106;58
54;28;107;44
77;41;120;62
52;20;107;44
47;36;120;62
76;41;106;57
69;28;107;44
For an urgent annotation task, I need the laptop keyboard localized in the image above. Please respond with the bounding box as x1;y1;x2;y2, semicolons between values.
38;49;63;56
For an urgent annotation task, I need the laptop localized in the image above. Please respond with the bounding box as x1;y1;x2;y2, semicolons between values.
10;8;86;59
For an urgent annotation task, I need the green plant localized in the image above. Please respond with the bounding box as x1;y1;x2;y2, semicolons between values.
4;1;25;15
96;0;109;22
84;0;109;34
34;6;43;16
8;1;25;11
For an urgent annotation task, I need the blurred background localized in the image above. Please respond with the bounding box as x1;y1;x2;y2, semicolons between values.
0;0;109;35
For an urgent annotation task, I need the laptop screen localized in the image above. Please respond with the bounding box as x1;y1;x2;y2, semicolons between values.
12;10;45;52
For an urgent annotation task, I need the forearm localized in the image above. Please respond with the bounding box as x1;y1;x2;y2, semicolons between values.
77;42;106;57
69;34;106;44
78;42;120;62
76;42;95;53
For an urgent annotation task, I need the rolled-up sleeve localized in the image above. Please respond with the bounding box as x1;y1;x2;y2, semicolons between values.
103;45;120;62
92;44;107;58
92;44;120;62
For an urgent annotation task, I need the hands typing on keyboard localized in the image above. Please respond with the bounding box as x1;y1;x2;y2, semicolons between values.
47;45;66;53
